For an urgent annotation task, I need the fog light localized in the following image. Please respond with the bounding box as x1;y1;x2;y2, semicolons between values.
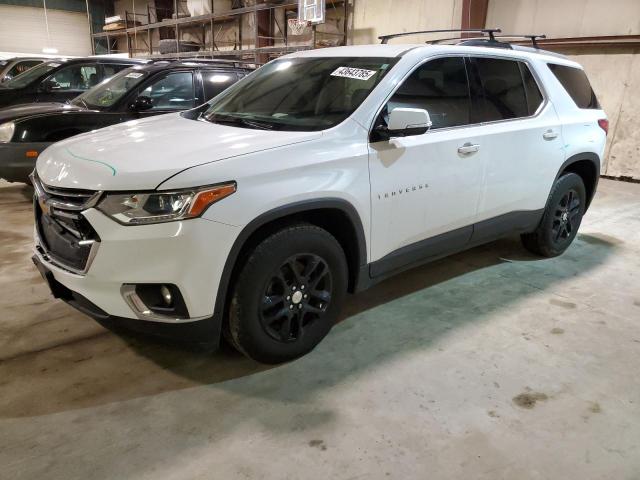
160;285;172;306
121;283;189;320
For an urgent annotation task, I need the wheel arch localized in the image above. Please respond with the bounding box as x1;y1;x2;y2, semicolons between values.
556;152;600;210
212;198;368;328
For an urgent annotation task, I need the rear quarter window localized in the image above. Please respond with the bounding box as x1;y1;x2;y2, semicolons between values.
548;64;600;109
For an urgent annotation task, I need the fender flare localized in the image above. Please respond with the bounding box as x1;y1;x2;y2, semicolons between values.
555;152;601;209
212;198;368;326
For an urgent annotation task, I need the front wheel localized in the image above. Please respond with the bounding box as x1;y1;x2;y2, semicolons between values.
227;224;348;364
521;172;586;257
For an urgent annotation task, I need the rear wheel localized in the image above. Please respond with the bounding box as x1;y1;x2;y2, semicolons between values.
521;172;586;257
227;224;347;364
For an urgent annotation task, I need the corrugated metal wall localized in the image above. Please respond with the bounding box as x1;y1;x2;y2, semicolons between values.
0;4;91;55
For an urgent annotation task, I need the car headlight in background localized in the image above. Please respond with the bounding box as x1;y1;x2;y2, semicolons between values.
98;182;236;225
0;121;15;142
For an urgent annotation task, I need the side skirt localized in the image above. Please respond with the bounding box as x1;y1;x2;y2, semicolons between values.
360;209;544;290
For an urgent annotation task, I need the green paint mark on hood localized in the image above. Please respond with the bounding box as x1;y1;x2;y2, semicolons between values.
65;148;117;176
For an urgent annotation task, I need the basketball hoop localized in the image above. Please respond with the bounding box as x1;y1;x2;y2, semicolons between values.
288;18;310;36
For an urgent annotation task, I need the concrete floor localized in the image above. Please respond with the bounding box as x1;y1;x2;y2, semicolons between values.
1;178;639;480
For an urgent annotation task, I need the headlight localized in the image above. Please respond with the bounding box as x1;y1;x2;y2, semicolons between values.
0;121;15;142
98;182;236;225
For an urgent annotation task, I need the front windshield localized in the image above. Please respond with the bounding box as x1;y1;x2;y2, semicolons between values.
3;61;62;89
72;68;149;109
202;57;398;131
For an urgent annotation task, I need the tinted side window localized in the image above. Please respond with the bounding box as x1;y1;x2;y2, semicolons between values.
202;70;238;101
7;60;41;79
387;57;470;129
520;63;543;115
472;57;528;121
44;64;99;92
139;71;195;110
548;64;600;109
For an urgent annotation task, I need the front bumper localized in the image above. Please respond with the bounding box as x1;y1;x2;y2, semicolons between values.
32;255;222;346
0;142;51;183
34;206;241;343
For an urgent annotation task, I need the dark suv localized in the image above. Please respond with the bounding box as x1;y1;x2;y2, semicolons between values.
0;57;147;108
0;60;252;183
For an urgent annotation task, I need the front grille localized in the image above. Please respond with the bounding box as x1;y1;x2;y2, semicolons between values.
32;174;102;274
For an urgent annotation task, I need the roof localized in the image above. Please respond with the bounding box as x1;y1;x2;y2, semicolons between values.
123;59;254;74
283;42;579;67
1;57;48;63
37;57;149;66
283;44;422;58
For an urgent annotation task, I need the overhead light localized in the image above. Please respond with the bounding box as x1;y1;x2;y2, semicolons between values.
209;74;231;83
42;47;58;54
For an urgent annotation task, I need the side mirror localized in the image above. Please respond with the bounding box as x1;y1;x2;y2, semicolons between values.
130;95;153;111
374;107;432;140
41;79;58;92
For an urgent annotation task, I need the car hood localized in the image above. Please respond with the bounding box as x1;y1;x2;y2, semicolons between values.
36;113;322;191
0;102;85;122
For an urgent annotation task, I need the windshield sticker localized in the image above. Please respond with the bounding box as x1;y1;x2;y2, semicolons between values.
47;63;61;68
125;72;144;78
331;67;377;81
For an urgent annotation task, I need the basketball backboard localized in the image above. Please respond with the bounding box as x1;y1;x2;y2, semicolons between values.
298;0;325;24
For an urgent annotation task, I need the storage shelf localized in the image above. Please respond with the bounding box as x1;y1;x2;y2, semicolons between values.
92;0;350;60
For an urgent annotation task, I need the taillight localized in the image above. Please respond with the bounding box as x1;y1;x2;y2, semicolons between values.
598;118;609;135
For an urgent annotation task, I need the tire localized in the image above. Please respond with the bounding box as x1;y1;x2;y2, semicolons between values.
521;172;586;257
227;224;348;364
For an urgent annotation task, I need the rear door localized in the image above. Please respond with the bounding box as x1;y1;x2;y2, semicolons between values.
467;56;564;237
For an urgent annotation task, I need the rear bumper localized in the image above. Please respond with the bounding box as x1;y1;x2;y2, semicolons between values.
0;142;51;183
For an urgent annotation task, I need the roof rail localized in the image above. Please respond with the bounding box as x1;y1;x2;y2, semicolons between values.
500;34;547;49
379;28;501;44
429;33;547;49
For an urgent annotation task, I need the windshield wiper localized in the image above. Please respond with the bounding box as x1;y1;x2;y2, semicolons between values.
208;115;275;130
70;97;88;109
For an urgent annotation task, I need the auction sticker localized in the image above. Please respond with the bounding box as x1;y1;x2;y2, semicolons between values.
47;63;61;68
331;67;376;81
125;72;144;78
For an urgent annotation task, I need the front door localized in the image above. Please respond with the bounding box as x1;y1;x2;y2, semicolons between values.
368;56;485;276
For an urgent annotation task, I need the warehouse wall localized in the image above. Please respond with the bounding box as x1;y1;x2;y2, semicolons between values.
486;0;640;37
486;0;640;179
0;4;91;56
561;49;640;179
351;0;463;44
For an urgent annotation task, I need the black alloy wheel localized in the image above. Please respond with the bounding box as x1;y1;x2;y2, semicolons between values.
227;223;347;363
259;253;332;343
551;188;581;248
521;172;586;257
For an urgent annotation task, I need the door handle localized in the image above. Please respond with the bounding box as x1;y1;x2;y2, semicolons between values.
457;143;480;154
543;130;558;140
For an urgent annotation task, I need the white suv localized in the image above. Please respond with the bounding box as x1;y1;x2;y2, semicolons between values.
32;36;608;363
